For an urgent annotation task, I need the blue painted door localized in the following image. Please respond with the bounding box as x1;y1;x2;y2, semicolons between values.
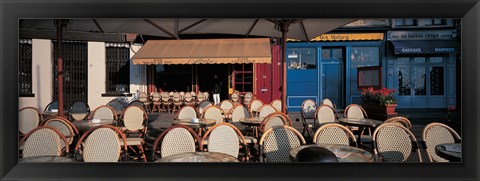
322;63;343;108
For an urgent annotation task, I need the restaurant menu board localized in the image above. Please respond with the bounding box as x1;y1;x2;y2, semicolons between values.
357;66;382;89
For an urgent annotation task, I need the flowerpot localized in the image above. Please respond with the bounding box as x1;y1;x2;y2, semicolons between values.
361;103;398;120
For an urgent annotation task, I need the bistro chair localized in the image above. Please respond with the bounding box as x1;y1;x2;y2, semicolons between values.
74;125;128;162
313;123;358;147
42;116;80;152
384;116;412;129
231;92;241;104
422;122;461;162
321;98;336;109
151;125;201;160
107;99;126;115
68;100;90;122
172;92;183;113
229;104;258;146
179;91;185;100
201;123;249;161
372;123;422;162
248;99;264;116
44;100;59;112
259;125;306;162
259;112;293;133
196;92;206;105
19;107;42;136
219;100;235;119
151;92;162;113
314;104;339;129
203;91;210;101
344;104;368;119
229;104;251;129
161;92;172;113
243;92;253;106
270;99;282;112
89;105;118;120
300;99;318;138
201;105;225;124
128;100;147;111
256;105;277;123
138;92;151;112
197;100;213;117
344;104;370;143
183;92;195;107
19;126;69;158
175;106;198;120
120;105;148;162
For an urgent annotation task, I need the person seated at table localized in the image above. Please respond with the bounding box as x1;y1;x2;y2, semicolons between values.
296;147;339;162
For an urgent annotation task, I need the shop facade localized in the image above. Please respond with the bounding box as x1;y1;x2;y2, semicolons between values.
385;29;460;108
286;33;386;112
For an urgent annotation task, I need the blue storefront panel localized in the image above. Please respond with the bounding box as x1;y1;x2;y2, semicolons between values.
287;40;385;112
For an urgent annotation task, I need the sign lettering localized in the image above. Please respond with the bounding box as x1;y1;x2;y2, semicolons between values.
388;30;456;40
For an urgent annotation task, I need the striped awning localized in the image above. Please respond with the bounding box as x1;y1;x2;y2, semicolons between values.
131;38;272;65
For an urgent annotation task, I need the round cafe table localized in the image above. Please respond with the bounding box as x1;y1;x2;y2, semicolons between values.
239;117;262;138
72;119;118;131
172;118;216;136
289;144;374;162
172;118;216;129
155;152;239;162
338;118;383;144
20;156;75;163
435;143;461;162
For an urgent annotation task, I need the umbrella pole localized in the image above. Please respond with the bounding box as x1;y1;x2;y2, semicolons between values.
55;19;67;117
279;21;290;113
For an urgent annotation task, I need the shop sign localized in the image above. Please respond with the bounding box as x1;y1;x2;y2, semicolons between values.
310;33;384;41
133;57;270;65
395;47;456;54
388;30;457;40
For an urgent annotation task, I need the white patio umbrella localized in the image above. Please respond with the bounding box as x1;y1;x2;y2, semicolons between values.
20;18;356;114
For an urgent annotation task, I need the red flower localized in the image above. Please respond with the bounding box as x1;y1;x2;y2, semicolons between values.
367;87;374;93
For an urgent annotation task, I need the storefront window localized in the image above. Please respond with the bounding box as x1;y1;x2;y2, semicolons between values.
288;48;316;69
414;67;426;95
430;66;444;95
350;47;380;68
429;57;444;63
397;66;411;95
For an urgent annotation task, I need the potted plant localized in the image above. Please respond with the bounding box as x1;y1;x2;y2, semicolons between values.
360;87;398;119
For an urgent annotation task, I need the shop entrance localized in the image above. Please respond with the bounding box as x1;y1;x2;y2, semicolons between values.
153;64;250;102
320;47;345;108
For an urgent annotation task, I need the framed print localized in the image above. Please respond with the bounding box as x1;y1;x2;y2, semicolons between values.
1;0;479;181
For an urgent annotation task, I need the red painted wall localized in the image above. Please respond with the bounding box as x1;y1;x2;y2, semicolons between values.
255;44;282;104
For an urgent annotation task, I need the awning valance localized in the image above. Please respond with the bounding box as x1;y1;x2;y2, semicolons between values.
131;38;272;65
390;40;460;55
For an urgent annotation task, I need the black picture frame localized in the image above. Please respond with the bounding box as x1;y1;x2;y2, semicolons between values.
357;66;382;89
1;0;479;181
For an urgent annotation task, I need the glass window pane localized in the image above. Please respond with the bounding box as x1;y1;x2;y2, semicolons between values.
332;48;343;60
414;67;426;95
321;49;330;59
288;48;316;70
397;66;411;96
430;66;444;95
351;47;380;68
413;57;425;64
397;57;410;64
429;57;444;63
